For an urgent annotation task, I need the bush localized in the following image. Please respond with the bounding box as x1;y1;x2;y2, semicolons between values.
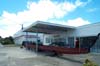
0;36;15;45
83;59;98;66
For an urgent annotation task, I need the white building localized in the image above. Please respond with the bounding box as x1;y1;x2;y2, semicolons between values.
14;21;100;53
13;30;43;45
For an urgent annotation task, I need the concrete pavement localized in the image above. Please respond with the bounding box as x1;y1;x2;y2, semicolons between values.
0;46;82;66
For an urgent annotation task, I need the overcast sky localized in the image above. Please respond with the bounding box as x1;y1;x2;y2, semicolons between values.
0;0;100;37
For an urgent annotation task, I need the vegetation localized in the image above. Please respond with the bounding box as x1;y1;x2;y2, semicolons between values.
83;59;98;66
0;36;15;45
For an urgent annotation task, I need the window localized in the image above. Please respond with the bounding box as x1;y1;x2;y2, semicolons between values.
46;38;51;43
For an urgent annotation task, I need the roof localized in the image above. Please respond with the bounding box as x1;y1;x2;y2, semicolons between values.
23;21;75;34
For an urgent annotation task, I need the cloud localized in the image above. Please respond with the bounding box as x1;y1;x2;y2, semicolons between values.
0;25;21;38
66;18;90;27
75;0;92;7
49;17;90;27
0;0;90;37
87;8;97;12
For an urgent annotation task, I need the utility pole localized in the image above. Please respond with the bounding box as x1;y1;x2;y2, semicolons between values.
21;24;24;30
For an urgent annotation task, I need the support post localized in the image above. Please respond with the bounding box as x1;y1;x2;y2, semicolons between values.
74;37;76;48
79;37;81;53
43;33;45;45
26;32;28;41
36;30;38;54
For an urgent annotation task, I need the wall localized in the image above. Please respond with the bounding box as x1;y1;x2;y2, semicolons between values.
66;22;100;37
14;36;24;45
13;31;43;45
43;34;53;45
75;23;100;37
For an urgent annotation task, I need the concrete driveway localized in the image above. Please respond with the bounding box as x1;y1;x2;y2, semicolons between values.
0;46;83;66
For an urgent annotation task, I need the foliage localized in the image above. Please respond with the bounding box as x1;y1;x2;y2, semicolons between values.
0;36;15;45
83;59;98;66
0;36;3;43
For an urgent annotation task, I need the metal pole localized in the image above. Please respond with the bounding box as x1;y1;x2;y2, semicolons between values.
79;37;80;53
74;37;76;48
43;33;45;45
21;24;24;30
25;32;28;49
36;29;38;54
26;32;28;41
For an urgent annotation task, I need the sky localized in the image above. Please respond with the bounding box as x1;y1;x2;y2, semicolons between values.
0;0;100;38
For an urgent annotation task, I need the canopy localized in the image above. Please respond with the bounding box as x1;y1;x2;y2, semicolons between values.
23;21;75;34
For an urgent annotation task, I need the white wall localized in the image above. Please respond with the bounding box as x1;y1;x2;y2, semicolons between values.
43;34;53;45
75;23;100;37
66;22;100;37
13;30;44;45
14;36;24;45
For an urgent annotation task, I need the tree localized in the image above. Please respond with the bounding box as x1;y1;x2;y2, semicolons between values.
0;36;3;43
2;36;15;45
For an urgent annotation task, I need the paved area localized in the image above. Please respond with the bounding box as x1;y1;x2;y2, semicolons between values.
63;53;100;66
0;46;83;66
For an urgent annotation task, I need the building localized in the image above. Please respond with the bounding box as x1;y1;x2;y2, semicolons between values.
13;30;43;45
14;21;100;53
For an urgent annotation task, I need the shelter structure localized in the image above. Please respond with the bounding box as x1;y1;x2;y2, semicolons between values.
14;21;100;53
